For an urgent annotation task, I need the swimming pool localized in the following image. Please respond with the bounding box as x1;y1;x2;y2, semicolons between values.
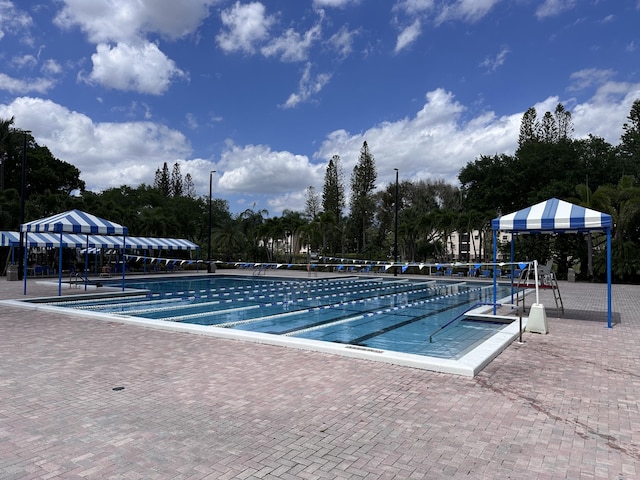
46;275;516;361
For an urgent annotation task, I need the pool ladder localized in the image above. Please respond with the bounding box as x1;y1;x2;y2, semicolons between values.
69;271;89;288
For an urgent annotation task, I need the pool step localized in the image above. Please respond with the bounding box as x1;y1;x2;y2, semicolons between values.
464;313;515;324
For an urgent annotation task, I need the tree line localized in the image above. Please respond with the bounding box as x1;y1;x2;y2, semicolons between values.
1;99;640;282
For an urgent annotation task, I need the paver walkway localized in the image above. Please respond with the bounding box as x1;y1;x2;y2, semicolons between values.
1;273;639;479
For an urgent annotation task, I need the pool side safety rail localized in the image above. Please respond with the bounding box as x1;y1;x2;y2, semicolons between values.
428;302;524;343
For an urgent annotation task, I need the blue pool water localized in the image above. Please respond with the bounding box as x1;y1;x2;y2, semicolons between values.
52;275;514;359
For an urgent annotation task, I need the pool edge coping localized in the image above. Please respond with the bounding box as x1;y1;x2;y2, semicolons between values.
1;294;528;377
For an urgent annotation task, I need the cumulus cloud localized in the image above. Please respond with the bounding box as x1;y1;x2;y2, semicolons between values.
54;0;216;43
281;63;332;109
85;42;187;95
314;88;520;186
216;1;275;54
0;96;192;191
3;81;640;215
0;73;54;94
216;141;324;194
314;83;640;189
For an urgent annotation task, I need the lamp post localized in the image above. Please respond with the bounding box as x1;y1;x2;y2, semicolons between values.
18;130;31;281
393;168;399;277
208;170;215;273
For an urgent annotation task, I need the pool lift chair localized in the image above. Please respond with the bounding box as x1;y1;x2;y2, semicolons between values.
514;261;564;333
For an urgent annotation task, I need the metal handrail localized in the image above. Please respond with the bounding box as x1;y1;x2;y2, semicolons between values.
429;301;525;344
69;271;88;288
428;302;497;343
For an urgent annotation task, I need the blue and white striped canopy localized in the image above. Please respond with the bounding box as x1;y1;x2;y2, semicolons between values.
1;231;199;250
20;209;128;235
492;198;612;233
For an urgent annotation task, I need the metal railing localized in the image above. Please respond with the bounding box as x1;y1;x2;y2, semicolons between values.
428;301;524;344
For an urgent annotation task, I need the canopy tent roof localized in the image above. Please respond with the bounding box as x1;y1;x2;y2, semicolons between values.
1;231;199;250
491;197;613;329
491;198;612;233
20;209;128;235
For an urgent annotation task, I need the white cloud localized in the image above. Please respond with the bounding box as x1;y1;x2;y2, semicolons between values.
327;25;358;59
11;54;37;69
314;84;640;189
186;113;199;129
281;63;332;109
436;0;502;25
0;73;54;94
216;1;275;54
568;68;616;92
3;84;640;216
0;0;33;41
312;0;359;8
0;96;193;192
216;141;324;194
480;47;510;72
395;20;422;53
42;59;63;75
261;22;322;62
572;81;640;142
393;0;434;15
54;0;216;43
85;42;187;95
536;0;576;19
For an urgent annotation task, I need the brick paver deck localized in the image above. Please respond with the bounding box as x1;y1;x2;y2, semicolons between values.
1;273;638;479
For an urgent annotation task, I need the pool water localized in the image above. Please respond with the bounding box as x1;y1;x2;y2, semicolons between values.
52;275;515;360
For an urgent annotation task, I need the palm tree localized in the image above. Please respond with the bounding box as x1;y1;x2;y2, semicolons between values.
212;219;246;261
593;175;640;281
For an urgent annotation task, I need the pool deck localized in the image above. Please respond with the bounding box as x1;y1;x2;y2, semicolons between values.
1;271;639;479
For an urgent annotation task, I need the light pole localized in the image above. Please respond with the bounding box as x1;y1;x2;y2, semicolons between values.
208;170;215;273
18;130;31;281
393;168;399;277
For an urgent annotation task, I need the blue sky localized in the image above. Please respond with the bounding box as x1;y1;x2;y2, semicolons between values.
1;0;639;216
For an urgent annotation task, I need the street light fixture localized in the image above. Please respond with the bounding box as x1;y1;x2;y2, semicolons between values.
394;168;399;277
208;170;216;273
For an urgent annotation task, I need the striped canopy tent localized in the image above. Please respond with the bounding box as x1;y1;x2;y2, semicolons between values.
2;232;198;250
20;209;128;295
491;198;613;327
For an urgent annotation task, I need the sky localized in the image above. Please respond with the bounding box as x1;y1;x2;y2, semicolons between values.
1;0;640;217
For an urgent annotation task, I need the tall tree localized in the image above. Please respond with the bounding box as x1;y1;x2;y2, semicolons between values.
304;185;321;219
620;99;640;178
184;173;196;198
153;162;171;197
518;107;538;147
554;103;573;141
170;162;183;197
539;111;558;143
322;154;345;223
349;141;377;252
